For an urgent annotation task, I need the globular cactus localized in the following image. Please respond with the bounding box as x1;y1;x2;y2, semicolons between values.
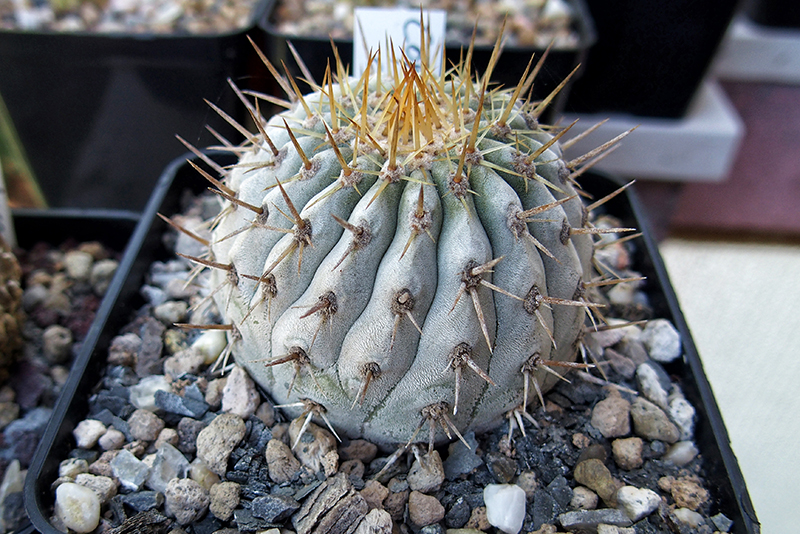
179;36;634;449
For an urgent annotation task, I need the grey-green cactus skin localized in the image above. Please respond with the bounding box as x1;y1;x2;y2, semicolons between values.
202;54;606;448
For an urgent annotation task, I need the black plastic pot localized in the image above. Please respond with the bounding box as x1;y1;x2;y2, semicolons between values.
9;208;139;534
12;209;140;251
24;153;759;534
258;0;595;122
0;2;268;211
745;0;800;28
565;0;743;118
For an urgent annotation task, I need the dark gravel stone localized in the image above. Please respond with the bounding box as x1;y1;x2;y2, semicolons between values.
2;491;26;532
546;476;573;509
240;480;271;500
191;512;224;534
2;407;52;464
245;416;272;451
530;488;564;530
136;317;165;378
154;389;209;419
225;470;250;485
104;365;140;388
176;417;206;455
89;390;133;418
558;508;633;530
68;448;99;464
485;451;517;484
12;360;52;409
120;490;165;512
183;384;205;402
294;480;323;501
92;409;133;442
251;494;300;522
234;507;272;532
444;495;470;528
233;447;257;472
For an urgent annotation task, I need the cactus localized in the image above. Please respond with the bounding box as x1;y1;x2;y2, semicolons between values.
177;34;635;449
0;235;24;382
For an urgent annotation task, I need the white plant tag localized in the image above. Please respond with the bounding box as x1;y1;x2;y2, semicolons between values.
352;7;447;77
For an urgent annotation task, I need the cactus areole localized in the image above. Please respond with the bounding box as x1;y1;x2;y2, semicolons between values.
188;34;634;449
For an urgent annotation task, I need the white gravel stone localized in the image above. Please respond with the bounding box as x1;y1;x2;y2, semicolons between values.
641;319;681;363
189;458;220;490
63;250;94;281
668;392;696;441
147;443;190;494
129;375;172;411
191;329;228;365
616;485;661;522
54;482;101;533
42;324;74;363
636;364;669;410
484;484;526;534
73;419;107;449
90;259;119;295
662;441;699;467
110;449;149;492
153;300;189;325
672;507;706;528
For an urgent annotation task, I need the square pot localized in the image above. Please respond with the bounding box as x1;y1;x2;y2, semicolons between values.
258;0;595;122
0;1;268;211
23;152;759;533
6;208;139;533
565;0;743;118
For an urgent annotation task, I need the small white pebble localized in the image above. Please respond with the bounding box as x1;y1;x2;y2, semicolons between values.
636;364;669;410
616;485;660;521
73;419;107;449
662;441;699;467
63;250;94;282
484;484;526;534
668;395;696;441
192;329;228;365
54;482;101;533
673;507;705;527
129;375;171;411
641;319;681;363
189;458;220;490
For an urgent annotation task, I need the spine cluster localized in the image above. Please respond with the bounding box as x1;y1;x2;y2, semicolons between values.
173;34;635;449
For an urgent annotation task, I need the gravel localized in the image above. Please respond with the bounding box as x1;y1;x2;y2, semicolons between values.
16;195;736;534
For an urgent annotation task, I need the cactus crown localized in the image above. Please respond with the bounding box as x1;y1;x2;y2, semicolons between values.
176;27;635;450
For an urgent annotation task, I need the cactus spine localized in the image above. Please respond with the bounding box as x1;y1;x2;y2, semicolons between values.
179;34;634;449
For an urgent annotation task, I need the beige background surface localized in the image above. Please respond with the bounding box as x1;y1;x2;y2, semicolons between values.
660;238;800;534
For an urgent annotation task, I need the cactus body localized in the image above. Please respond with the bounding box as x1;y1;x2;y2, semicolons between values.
199;46;615;448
